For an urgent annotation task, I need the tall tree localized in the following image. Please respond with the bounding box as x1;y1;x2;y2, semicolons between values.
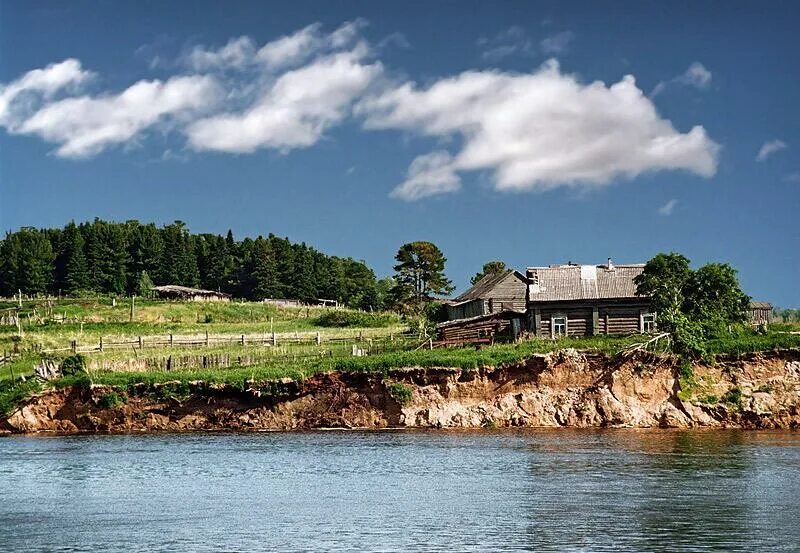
250;237;278;300
58;222;90;294
390;241;454;313
0;228;54;295
471;260;508;285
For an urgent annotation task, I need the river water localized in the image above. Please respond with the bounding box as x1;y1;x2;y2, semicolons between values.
1;430;798;552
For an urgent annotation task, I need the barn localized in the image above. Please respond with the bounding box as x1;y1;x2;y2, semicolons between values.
527;260;654;337
445;270;527;321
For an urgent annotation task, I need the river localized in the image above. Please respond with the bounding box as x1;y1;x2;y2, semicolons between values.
1;430;798;552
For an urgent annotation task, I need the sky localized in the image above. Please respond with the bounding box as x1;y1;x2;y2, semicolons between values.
0;0;798;307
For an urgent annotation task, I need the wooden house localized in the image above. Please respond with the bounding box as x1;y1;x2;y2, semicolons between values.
436;310;526;345
445;270;527;321
151;285;232;302
526;260;653;337
749;301;773;325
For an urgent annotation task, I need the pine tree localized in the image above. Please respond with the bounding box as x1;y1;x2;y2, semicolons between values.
251;237;278;300
60;222;90;294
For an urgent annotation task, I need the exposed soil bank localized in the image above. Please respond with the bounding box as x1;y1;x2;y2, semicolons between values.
4;350;800;434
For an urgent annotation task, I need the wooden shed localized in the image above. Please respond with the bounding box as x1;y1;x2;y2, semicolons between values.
749;301;773;325
436;310;526;345
527;260;653;338
445;270;527;321
151;285;232;302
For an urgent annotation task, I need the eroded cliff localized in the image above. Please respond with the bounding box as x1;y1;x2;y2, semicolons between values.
4;349;800;434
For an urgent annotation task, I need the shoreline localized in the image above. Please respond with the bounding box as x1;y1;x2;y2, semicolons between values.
5;349;800;435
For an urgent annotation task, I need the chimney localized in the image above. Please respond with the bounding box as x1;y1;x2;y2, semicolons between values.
607;257;614;270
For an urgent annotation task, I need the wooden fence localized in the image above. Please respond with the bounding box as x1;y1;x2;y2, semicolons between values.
35;330;411;356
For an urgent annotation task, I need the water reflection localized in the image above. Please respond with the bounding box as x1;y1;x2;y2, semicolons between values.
1;430;798;552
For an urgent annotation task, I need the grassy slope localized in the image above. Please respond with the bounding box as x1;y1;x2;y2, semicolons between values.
0;298;404;351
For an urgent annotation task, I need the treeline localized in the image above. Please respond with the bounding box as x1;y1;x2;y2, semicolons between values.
0;219;390;309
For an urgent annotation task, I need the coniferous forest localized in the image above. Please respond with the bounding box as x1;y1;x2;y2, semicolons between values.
0;219;389;310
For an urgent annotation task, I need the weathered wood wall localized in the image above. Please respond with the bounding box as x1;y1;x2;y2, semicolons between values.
530;300;651;337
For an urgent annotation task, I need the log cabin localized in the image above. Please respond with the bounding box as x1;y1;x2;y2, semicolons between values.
526;260;654;337
445;270;527;321
436;309;526;344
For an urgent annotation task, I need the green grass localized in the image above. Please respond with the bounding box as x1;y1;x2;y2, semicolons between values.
706;330;800;356
0;297;407;352
0;378;41;417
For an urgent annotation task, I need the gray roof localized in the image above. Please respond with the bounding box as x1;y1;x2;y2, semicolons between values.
452;270;526;303
527;264;645;302
750;301;772;310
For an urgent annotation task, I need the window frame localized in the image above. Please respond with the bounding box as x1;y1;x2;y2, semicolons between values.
641;312;657;333
551;315;568;337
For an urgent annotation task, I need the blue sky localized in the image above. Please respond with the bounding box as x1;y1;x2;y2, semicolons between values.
1;0;798;307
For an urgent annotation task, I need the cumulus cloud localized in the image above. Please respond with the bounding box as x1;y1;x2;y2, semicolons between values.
756;139;787;162
391;151;461;200
187;36;257;71
18;75;222;158
658;199;678;216
0;59;93;128
359;60;719;199
185;50;381;153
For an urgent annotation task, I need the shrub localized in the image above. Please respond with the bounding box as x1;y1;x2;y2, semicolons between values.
97;391;127;409
60;354;86;376
0;378;42;417
385;381;413;405
313;310;399;328
721;387;743;408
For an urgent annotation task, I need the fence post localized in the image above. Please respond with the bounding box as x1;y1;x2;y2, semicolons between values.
138;336;143;349
169;334;173;347
241;334;246;346
99;336;104;352
316;331;321;345
272;332;277;347
71;340;77;353
429;338;433;350
205;331;209;347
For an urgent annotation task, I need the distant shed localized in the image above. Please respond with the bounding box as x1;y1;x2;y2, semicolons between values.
436;310;526;345
749;301;773;325
445;270;527;321
151;285;231;302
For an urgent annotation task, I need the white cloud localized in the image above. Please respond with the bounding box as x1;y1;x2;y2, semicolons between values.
391;151;461;200
0;59;93;128
756;139;787;162
783;172;800;183
651;62;712;97
185;20;366;72
679;62;712;89
658;199;678;216
187;36;256;71
540;31;574;54
359;59;719;199
477;26;534;61
186;50;381;153
17;75;221;158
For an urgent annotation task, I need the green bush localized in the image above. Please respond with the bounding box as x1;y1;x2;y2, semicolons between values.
60;354;86;376
385;382;413;405
0;378;41;417
721;386;743;408
97;391;127;409
313;310;400;328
